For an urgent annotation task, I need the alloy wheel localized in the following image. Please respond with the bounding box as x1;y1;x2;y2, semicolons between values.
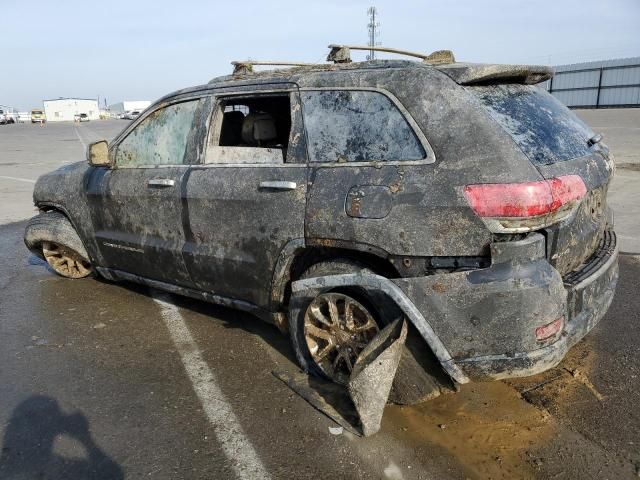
303;292;379;384
42;241;92;278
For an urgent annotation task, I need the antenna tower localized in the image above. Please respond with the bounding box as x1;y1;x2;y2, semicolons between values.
367;7;380;60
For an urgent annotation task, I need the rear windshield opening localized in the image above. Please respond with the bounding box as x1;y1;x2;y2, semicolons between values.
468;84;595;165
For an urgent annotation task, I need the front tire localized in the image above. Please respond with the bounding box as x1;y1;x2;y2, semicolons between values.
42;241;92;278
24;211;93;279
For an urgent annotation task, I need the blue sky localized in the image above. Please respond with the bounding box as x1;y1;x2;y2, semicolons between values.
2;0;639;110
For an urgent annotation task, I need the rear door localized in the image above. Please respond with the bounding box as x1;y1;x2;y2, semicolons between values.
468;84;614;274
183;84;308;309
87;96;212;286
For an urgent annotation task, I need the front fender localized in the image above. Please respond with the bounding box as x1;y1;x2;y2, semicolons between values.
33;162;102;264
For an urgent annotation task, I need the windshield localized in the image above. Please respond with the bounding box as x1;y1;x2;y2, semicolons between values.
468;84;594;165
32;110;43;115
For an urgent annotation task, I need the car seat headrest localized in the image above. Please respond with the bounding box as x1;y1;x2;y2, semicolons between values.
241;113;277;145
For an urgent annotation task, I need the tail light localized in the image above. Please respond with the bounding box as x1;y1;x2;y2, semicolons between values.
463;175;587;233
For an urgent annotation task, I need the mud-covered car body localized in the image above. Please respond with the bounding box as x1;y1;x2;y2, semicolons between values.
28;58;618;384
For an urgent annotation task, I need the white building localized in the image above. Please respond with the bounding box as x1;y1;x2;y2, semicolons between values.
108;100;151;115
43;98;100;122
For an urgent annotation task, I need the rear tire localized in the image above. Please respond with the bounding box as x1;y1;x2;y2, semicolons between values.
24;211;93;279
288;259;386;385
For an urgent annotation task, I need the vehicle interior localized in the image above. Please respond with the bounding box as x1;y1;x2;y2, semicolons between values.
207;95;291;164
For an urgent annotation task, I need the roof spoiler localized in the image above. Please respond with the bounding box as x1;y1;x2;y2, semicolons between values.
436;63;553;85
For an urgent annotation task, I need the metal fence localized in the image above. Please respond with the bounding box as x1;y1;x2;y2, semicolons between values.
542;57;640;108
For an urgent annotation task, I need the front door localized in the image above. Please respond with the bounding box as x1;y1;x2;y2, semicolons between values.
183;86;308;309
87;96;212;287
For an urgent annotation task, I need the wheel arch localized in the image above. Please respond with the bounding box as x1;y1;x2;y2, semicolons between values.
36;202;77;227
25;206;90;262
290;272;470;385
270;240;401;314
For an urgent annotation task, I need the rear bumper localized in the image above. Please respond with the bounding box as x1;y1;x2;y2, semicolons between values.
455;230;618;379
291;230;618;384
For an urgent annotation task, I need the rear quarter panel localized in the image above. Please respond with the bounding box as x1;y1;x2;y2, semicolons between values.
300;67;543;257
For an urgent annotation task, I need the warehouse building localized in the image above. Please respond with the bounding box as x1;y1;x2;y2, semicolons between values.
543;56;640;108
108;100;151;115
43;98;100;122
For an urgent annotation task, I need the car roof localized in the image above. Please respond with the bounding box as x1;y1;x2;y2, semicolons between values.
156;59;552;105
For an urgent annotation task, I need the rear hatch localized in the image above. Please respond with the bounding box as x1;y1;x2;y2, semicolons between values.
467;83;614;276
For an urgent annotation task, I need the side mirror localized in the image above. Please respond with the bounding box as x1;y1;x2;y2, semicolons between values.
87;140;110;166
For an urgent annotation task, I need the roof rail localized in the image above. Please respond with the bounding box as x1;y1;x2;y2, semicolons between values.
327;44;455;65
231;61;315;75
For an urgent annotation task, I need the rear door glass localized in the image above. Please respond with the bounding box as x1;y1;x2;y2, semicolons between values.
468;84;594;165
300;90;425;163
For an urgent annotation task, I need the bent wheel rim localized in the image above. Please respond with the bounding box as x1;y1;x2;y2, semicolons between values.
303;292;379;385
42;241;91;278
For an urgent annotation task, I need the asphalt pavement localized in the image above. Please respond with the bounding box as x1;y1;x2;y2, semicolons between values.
0;114;639;479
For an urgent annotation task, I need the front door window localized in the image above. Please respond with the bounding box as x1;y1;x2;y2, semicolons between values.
115;100;201;167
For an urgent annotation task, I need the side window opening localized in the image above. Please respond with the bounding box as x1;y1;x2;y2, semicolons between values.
206;94;292;164
300;90;425;163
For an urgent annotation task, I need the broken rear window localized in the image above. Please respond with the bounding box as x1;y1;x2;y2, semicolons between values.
468;84;594;165
301;90;425;163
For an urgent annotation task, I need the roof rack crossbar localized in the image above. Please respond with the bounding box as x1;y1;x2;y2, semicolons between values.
327;44;455;65
231;61;315;75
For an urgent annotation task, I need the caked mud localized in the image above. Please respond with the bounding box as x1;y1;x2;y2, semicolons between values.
381;330;637;480
507;336;605;413
385;381;555;479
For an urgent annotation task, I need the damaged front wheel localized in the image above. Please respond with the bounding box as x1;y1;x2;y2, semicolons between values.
42;241;92;278
24;211;93;279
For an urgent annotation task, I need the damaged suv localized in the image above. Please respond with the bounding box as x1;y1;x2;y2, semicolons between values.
25;45;618;396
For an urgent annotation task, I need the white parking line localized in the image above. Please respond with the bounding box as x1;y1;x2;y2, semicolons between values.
0;175;36;183
152;292;271;480
73;125;87;150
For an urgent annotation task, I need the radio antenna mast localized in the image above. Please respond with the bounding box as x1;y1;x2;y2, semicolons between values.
367;7;380;60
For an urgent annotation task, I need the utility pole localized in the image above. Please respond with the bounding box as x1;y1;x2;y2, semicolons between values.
367;7;380;60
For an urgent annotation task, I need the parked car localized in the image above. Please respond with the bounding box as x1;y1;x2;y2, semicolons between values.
74;113;90;122
0;109;16;125
31;109;46;123
123;110;141;120
24;46;618;394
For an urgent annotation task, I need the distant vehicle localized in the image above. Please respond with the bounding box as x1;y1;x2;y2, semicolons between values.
0;109;16;125
31;109;46;123
123;111;141;120
74;113;90;122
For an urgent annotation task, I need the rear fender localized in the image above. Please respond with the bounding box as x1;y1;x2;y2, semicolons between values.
290;272;471;384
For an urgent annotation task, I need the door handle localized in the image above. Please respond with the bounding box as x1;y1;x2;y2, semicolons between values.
148;178;175;187
259;181;297;190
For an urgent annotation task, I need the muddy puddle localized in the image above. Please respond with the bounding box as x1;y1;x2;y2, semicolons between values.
385;381;555;478
506;337;604;414
382;338;608;479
